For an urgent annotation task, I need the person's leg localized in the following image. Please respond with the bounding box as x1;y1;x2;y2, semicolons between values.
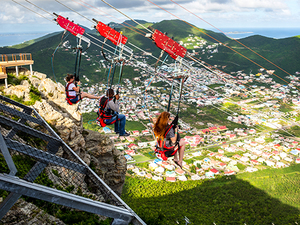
177;139;185;166
114;116;119;133
81;92;100;99
118;114;126;135
173;151;179;162
104;115;117;128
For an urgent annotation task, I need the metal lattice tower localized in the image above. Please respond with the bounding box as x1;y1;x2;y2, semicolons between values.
0;95;145;225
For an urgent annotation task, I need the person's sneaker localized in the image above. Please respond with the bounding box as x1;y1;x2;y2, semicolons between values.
119;132;130;137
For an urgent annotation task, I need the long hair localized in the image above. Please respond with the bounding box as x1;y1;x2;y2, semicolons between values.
153;111;170;139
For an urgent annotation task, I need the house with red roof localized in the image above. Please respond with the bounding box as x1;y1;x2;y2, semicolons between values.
202;129;210;134
125;150;135;155
128;143;138;149
233;154;241;159
219;163;227;169
132;130;140;136
218;126;227;131
142;130;150;135
262;152;271;159
190;143;197;148
224;170;235;176
229;134;236;140
250;160;259;165
210;168;219;175
166;177;176;182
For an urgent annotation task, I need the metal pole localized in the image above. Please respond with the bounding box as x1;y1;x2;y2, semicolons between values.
167;80;174;112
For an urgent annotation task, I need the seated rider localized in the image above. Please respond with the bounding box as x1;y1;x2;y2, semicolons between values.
153;111;185;168
65;74;100;104
102;88;130;137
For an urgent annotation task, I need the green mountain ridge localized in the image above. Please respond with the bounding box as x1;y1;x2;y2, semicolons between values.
1;19;300;84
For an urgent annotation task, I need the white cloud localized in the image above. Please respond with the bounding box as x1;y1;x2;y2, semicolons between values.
0;0;299;33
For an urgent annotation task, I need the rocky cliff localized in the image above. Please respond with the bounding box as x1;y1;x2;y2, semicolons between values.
0;69;127;223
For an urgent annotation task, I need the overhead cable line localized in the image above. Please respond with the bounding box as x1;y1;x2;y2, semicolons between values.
99;0;153;33
67;0;300;135
146;0;299;91
54;0;94;23
11;0;54;23
14;0;298;137
24;0;53;17
170;0;293;78
72;0;147;35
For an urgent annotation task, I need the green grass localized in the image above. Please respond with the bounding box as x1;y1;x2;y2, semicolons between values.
122;164;300;224
279;103;294;113
125;121;147;131
131;155;152;163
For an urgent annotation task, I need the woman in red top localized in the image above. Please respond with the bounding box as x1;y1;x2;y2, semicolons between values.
65;74;100;104
153;111;185;168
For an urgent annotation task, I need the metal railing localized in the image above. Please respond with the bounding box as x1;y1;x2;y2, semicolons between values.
0;95;145;225
0;53;32;63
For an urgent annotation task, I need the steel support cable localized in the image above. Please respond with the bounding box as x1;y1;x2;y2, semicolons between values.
24;0;53;17
11;0;55;23
13;0;296;137
99;37;297;138
72;0;147;35
86;33;177;78
145;0;299;91
157;60;297;138
70;0;184;74
88;27;300;137
99;0;153;34
170;0;293;78
65;0;193;73
54;0;94;23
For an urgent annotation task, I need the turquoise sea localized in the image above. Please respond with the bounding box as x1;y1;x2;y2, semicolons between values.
216;27;300;39
0;32;50;47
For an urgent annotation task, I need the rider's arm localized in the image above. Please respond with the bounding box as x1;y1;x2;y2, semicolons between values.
107;99;120;112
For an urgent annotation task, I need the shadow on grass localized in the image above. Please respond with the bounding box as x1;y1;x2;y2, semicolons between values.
122;176;300;225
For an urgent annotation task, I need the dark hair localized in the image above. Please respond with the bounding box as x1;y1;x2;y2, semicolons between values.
106;88;114;97
65;74;74;82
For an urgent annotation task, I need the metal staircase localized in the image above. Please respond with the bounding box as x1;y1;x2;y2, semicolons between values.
0;95;145;225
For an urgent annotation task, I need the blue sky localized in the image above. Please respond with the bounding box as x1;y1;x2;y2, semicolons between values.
1;0;300;34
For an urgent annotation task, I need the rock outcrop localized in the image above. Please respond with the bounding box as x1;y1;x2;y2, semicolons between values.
1;70;127;222
1;199;66;225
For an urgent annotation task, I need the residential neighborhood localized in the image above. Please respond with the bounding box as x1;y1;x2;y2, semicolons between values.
78;42;300;182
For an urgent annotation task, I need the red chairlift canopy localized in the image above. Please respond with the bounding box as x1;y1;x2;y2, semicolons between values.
55;15;85;36
151;29;187;60
95;21;128;46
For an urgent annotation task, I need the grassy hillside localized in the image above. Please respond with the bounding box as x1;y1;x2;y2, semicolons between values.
122;164;300;224
206;35;300;82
